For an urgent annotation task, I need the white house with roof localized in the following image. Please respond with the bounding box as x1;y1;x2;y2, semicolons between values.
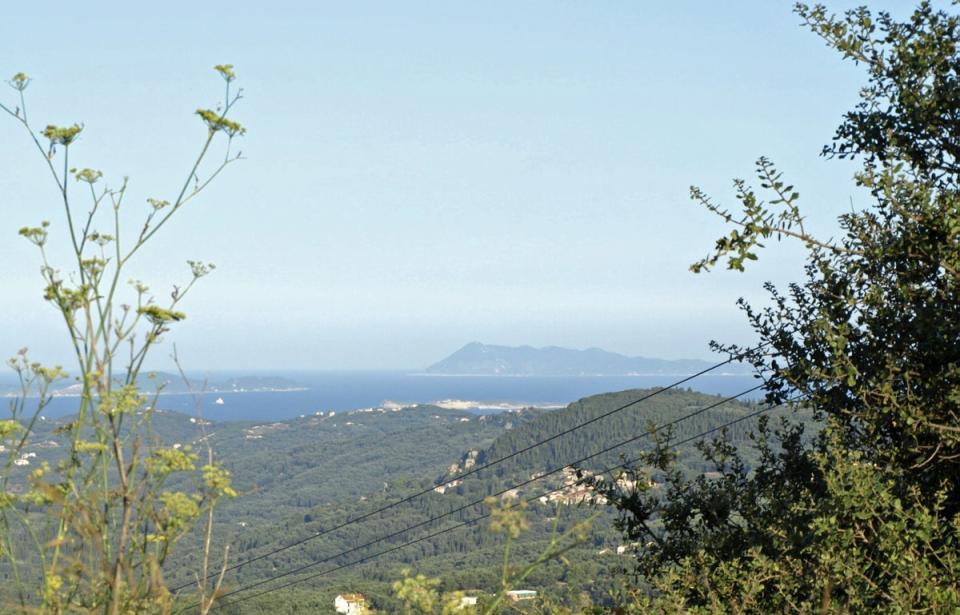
506;589;537;602
334;593;365;614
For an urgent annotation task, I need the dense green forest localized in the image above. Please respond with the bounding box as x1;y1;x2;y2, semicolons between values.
180;388;785;612
3;386;787;612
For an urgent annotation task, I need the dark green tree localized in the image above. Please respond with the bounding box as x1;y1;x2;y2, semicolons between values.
594;2;960;612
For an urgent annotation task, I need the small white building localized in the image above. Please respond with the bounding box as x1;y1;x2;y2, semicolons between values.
459;595;478;608
506;589;537;602
334;593;365;614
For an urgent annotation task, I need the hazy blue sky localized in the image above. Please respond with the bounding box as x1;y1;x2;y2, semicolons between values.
0;2;908;370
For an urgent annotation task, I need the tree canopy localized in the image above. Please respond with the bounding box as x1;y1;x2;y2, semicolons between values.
596;2;960;612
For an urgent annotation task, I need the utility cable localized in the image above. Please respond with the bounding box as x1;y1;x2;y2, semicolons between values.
178;383;773;611
172;350;756;592
209;397;790;611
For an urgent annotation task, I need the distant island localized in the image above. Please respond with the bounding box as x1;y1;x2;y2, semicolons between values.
424;342;752;376
1;373;306;398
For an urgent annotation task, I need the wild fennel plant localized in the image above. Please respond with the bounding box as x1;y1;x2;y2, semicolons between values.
0;65;244;615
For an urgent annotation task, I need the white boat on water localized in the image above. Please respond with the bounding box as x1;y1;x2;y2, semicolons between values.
214;397;225;405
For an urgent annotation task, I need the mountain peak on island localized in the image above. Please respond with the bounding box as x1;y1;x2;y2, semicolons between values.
425;343;748;376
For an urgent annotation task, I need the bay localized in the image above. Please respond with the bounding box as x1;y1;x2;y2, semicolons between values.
22;370;762;422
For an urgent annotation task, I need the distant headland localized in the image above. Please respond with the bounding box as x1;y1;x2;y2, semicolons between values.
424;342;752;377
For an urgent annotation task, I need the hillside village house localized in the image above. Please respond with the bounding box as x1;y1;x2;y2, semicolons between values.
506;590;537;602
334;593;366;614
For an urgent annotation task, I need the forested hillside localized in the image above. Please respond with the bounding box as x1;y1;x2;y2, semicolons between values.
148;387;790;613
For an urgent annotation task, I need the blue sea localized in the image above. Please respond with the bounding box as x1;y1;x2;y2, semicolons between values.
15;371;762;423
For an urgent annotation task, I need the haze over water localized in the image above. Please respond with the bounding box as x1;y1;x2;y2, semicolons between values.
31;371;761;422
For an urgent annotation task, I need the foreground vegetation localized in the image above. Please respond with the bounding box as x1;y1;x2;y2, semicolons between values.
1;65;245;613
588;2;960;612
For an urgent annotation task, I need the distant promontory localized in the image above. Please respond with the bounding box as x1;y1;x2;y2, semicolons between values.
26;374;307;398
425;342;751;376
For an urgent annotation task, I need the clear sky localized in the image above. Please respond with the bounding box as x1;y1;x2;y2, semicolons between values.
0;1;909;370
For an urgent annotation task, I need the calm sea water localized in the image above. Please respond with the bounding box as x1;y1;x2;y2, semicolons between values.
21;371;761;422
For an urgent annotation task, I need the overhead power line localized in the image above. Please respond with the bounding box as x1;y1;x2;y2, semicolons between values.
179;383;772;612
208;396;791;611
172;352;756;592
